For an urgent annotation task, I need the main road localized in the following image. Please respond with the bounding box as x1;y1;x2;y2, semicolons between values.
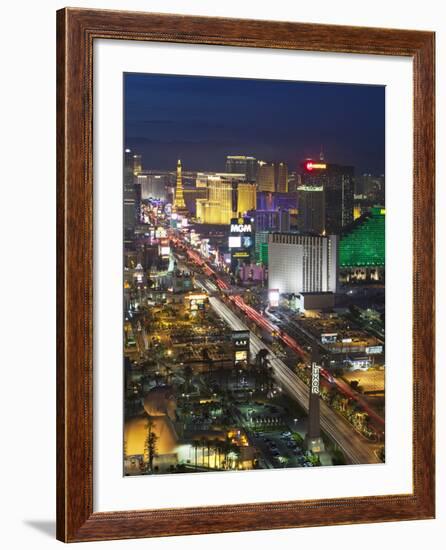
270;308;385;430
203;290;380;465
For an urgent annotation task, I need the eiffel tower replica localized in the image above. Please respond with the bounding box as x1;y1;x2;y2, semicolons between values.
173;159;188;215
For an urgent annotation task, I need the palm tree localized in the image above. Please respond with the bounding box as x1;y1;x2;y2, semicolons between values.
164;365;172;385
192;440;200;468
206;440;212;467
228;444;241;470
144;418;158;473
213;440;219;469
183;365;193;393
202;348;212;375
255;348;269;369
200;439;206;466
221;440;231;470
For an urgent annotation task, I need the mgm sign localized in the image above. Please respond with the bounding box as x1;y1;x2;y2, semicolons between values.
232;330;250;366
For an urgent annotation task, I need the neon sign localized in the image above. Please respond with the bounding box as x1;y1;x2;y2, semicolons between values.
305;162;327;171
230;223;252;233
311;363;320;395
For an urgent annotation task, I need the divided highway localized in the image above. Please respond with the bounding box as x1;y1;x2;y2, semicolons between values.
206;293;380;465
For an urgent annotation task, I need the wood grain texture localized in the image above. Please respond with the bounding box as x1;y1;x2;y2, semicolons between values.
56;7;435;543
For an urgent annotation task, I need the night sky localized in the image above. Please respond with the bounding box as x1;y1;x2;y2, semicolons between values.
124;73;385;175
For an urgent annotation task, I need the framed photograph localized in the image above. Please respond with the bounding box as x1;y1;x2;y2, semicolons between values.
56;8;435;542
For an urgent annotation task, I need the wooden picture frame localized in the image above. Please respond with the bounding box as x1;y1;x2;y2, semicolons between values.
56;7;435;542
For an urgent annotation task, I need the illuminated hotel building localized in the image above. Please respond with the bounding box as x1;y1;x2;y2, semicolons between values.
237;183;257;215
257;161;275;192
196;199;219;224
268;233;338;295
301;160;354;234
196;172;246;187
138;173;168;201
274;162;288;193
339;207;385;282
183;188;208;216
297;185;325;234
196;177;235;224
195;173;252;224
225;155;257;182
209;178;235;223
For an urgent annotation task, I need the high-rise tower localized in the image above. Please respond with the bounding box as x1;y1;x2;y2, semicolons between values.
300;159;354;234
173;159;186;211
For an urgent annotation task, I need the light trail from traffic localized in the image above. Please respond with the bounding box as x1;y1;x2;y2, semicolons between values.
206;294;379;465
172;235;384;430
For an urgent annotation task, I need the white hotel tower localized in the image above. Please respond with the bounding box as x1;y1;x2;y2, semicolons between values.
268;233;339;295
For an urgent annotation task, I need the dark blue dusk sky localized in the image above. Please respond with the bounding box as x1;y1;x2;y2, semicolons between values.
124;73;385;175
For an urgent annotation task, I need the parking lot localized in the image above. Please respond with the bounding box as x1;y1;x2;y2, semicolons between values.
249;429;319;469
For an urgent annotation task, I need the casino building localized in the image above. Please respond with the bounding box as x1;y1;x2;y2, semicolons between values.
339;206;385;282
268;232;339;295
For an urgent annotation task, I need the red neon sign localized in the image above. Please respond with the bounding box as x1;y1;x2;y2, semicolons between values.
305;161;327;171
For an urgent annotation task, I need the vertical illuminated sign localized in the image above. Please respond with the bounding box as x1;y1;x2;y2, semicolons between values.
310;363;320;395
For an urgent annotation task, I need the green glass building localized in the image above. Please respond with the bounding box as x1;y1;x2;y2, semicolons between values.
339;207;385;268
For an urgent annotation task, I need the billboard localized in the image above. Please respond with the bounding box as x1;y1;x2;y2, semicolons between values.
346;357;371;370
269;289;280;308
159;239;170;258
228;235;242;249
232;330;250;364
241;235;253;248
232;330;250;346
321;333;337;344
365;345;383;355
232;251;250;258
235;350;248;362
229;217;253;268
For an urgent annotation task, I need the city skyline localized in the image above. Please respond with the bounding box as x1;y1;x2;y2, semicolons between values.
124;73;385;175
123;72;385;477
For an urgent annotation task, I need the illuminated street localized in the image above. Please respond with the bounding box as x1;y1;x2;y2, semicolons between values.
123;73;385;475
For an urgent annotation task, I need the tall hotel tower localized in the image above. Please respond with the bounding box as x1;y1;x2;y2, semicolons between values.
300;159;354;234
268;233;339;295
173;159;187;211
